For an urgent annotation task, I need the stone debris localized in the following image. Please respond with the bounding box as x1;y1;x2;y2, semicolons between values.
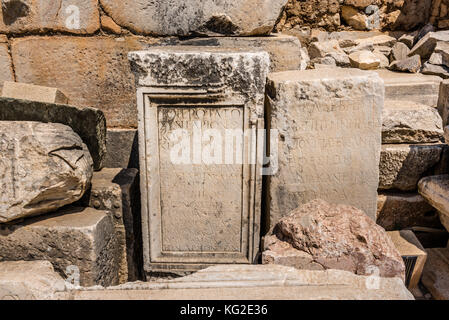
0;121;93;223
0;261;66;300
422;247;449;300
0;97;106;170
349;50;380;70
418;174;449;232
262;200;405;280
389;55;422;73
377;192;441;231
1;81;68;104
382;100;443;144
379;144;443;191
0;207;121;287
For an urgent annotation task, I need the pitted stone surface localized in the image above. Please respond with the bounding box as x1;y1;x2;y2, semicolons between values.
100;0;288;36
0;121;93;223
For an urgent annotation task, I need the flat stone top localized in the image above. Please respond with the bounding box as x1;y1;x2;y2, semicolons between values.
268;68;380;82
387;231;426;256
384;100;435;110
130;46;267;56
26;207;107;229
375;69;442;84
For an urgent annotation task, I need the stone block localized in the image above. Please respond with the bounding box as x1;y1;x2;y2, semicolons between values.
375;69;442;107
422;247;449;300
0;97;106;170
100;0;288;36
79;168;142;282
379;144;443;191
0;261;66;300
0;121;93;223
418;174;449;232
422;62;449;79
11;36;160;128
438;80;449;127
265;68;383;227
129;47;269;272
179;34;307;72
389;55;421;73
387;230;427;289
349;51;380;70
382;100;443;144
105;128;139;169
0;42;13;88
377;192;441;231
390;42;410;62
409;31;449;59
66;265;413;300
2;81;68;104
0;207;121;287
0;0;99;34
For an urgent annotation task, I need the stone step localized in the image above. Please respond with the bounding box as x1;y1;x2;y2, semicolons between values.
61;265;413;300
375;70;442;107
0;207;121;287
418;174;449;232
422;247;449;300
382;100;444;144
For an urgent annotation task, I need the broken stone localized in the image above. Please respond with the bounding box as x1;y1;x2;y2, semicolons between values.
418;175;449;232
387;230;427;289
265;69;383;227
389;55;421;73
11;36;160;128
438;80;449;126
65;265;414;300
0;0;99;34
0;97;106;170
422;62;449;79
263;200;405;280
180;34;307;72
409;31;449;59
0;121;93;223
355;35;397;47
398;33;416;49
308;39;345;59
375;69;442;107
373;51;389;68
0;207;121;287
105;128;139;169
390;42;410;62
341;6;367;30
79;168;142;283
344;41;374;55
374;45;392;56
377;192;440;231
414;23;435;46
379;144;443;191
100;0;288;36
0;42;13;88
2;81;68;104
428;52;443;65
349;50;380;70
382;100;443;143
433;41;449;68
422;247;449;300
0;261;66;300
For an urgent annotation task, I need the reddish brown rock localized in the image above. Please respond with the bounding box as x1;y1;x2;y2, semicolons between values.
263;199;405;280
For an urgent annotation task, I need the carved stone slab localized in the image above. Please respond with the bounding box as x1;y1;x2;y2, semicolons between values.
129;47;269;273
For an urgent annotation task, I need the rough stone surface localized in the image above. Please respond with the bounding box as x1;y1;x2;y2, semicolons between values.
418;174;449;232
438;79;449;127
382;100;443;144
100;0;288;36
79;168;142;283
0;261;66;300
389;55;421;73
64;265;414;300
422;247;449;300
373;50;389;68
375;69;442;107
379;144;443;191
2;81;68;104
409;31;449;59
422;61;449;79
263;200;405;280
101;15;122;34
390;42;410;62
341;6;368;30
130;47;269;272
266;69;383;227
0;42;13;88
0;0;99;34
308;40;349;67
105;128;138;169
11;36;160;128
0;121;93;223
0;97;106;170
377;192;441;231
349;50;380;69
431;41;449;68
387;230;427;289
180;34;307;72
0;207;121;287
